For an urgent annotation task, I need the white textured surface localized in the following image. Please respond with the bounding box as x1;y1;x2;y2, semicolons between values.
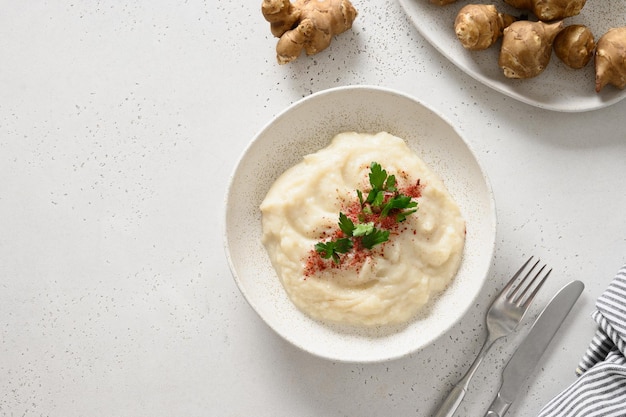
1;1;625;416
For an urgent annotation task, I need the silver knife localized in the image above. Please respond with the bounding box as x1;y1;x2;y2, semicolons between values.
484;280;584;417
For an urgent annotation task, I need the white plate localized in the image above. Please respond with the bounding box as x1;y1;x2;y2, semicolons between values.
397;0;626;112
224;86;496;363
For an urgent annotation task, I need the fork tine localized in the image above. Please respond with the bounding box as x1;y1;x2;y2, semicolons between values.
504;256;539;300
501;256;534;295
520;267;551;308
513;262;545;302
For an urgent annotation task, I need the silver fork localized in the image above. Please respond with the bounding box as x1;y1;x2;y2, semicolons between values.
433;256;551;417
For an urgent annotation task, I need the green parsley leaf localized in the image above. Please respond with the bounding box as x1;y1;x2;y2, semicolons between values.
381;195;417;217
356;189;364;206
396;208;418;223
333;237;353;253
314;241;335;261
315;238;353;263
361;228;390;249
353;222;374;237
338;212;355;236
385;174;397;192
369;162;387;189
371;190;385;207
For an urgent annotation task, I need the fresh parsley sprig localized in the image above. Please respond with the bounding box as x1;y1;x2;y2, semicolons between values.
314;238;353;263
314;162;419;264
364;162;418;222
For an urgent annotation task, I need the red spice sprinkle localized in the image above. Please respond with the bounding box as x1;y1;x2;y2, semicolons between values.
403;179;422;199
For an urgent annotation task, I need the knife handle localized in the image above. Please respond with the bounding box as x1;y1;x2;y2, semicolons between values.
484;392;511;417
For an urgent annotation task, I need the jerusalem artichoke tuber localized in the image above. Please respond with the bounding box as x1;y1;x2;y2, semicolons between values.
261;0;357;65
595;27;626;92
553;25;595;69
503;0;586;22
454;4;516;50
498;20;563;79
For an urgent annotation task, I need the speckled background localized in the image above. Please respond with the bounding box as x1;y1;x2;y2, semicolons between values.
1;1;625;416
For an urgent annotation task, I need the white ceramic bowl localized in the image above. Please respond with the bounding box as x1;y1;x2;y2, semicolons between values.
224;86;496;363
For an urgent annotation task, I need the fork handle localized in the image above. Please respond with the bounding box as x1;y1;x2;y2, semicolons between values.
433;336;497;417
432;383;467;417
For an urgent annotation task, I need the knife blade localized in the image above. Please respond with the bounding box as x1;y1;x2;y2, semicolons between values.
484;280;584;417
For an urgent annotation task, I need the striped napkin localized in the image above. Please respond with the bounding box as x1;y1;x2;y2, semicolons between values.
537;264;626;417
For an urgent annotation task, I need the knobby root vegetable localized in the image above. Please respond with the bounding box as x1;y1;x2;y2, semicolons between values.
553;25;595;69
503;0;586;22
499;20;563;79
261;0;357;64
595;27;626;92
454;4;516;50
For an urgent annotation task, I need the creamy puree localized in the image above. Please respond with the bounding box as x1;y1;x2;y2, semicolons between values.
260;132;465;326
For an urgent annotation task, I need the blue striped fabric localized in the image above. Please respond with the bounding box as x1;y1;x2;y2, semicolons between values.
537;264;626;417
